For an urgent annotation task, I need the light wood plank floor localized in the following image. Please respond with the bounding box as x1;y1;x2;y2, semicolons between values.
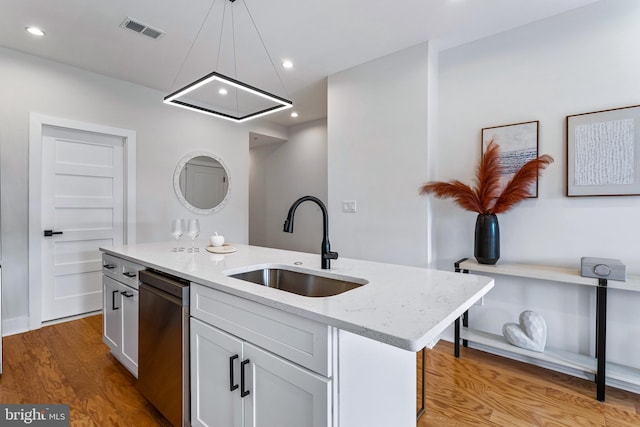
417;344;640;426
1;315;639;426
0;315;169;426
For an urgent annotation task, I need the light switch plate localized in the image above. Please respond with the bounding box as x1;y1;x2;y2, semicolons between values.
342;200;357;212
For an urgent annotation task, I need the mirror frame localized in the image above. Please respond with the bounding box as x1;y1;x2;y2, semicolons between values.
173;151;231;214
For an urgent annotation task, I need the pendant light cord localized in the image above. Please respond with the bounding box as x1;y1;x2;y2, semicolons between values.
214;0;227;70
170;0;219;91
167;0;291;119
240;0;290;98
231;5;240;116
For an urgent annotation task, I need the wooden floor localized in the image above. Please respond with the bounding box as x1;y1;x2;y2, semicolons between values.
417;344;640;426
1;316;640;426
0;315;170;426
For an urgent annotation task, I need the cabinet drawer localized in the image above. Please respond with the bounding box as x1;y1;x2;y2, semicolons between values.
102;254;121;281
102;254;144;289
120;258;144;289
191;283;332;377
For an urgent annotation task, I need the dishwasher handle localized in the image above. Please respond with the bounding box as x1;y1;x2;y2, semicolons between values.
139;269;189;302
140;282;182;306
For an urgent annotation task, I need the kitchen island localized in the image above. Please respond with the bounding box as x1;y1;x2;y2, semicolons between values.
101;242;493;427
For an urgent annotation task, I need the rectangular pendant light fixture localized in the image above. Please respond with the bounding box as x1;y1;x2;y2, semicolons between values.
164;71;292;123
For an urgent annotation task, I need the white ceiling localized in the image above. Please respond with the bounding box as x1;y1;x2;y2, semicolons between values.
0;0;600;127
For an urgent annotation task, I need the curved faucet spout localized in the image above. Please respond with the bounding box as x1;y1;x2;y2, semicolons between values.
283;195;338;269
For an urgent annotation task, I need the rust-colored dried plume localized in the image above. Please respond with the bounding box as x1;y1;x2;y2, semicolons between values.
419;140;553;214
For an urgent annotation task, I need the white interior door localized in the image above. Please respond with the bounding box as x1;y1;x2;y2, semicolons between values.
40;126;124;322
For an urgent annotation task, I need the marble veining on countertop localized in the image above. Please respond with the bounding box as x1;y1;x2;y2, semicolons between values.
101;242;494;352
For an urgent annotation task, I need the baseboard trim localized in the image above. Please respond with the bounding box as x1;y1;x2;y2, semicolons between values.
2;311;102;337
41;310;101;328
2;316;30;337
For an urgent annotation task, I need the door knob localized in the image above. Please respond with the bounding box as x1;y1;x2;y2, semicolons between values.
43;230;63;237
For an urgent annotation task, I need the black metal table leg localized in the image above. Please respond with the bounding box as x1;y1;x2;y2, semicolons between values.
454;258;471;352
416;348;427;420
462;310;469;347
454;318;460;358
596;279;607;402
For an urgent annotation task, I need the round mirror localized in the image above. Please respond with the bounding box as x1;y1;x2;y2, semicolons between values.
174;151;231;214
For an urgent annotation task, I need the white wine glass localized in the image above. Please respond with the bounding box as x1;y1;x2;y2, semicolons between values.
170;219;185;252
186;219;200;252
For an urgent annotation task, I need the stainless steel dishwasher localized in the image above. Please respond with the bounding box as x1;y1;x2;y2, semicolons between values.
138;269;190;427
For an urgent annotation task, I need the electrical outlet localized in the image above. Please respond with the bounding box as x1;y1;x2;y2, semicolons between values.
342;200;357;213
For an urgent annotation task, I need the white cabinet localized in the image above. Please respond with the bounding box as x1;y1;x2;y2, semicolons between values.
191;318;330;427
245;342;330;427
191;318;242;427
190;283;415;427
102;275;139;376
120;283;138;371
103;276;122;351
102;254;143;377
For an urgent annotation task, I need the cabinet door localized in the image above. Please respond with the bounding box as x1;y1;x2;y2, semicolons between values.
120;286;138;376
244;343;331;427
102;276;122;352
191;318;243;427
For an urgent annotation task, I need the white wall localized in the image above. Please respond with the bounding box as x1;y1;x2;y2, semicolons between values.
437;0;640;372
0;46;286;332
249;119;328;254
327;42;434;267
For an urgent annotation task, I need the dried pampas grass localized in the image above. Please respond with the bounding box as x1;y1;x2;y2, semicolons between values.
419;140;553;214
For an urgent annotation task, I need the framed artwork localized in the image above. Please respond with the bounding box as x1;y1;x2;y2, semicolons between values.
482;120;540;198
566;105;640;197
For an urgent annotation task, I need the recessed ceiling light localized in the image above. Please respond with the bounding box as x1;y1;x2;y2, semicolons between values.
282;60;294;69
218;88;228;95
290;112;298;118
25;26;46;36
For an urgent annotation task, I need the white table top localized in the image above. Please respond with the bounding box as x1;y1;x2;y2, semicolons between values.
101;242;494;352
458;258;640;292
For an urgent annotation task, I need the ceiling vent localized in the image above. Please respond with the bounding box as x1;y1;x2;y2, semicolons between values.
120;17;165;40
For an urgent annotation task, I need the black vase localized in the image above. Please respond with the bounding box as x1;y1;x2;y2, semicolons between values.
474;214;500;265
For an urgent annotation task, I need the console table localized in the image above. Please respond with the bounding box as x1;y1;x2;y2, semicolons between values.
453;258;640;401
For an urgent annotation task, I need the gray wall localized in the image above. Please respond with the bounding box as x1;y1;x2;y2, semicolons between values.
322;0;640;388
327;42;435;267
0;46;286;333
436;0;640;372
249;119;328;255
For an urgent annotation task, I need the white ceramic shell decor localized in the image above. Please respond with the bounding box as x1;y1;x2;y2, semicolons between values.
502;310;547;353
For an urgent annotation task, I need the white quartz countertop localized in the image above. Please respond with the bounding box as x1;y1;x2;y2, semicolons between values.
101;242;494;352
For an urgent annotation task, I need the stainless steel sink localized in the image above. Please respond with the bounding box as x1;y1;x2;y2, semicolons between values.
228;267;367;297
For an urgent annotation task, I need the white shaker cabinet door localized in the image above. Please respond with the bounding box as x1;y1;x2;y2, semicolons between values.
244;342;331;427
102;276;122;352
191;318;243;427
120;286;139;376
